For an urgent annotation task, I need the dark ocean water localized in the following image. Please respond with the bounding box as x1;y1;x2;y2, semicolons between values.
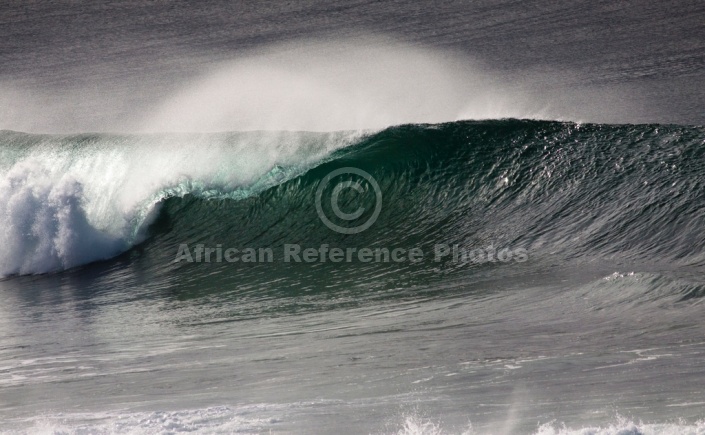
1;2;705;434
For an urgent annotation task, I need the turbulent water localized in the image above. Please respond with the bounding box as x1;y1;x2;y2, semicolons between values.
1;120;704;433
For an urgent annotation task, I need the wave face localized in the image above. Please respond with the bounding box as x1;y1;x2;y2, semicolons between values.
1;120;705;279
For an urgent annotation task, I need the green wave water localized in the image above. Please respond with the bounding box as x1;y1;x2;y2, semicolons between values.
3;120;705;291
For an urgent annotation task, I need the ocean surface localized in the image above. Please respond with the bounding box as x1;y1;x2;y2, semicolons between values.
1;1;705;434
1;121;705;433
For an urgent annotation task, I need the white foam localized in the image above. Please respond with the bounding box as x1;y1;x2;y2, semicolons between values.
388;415;705;435
3;406;281;435
0;160;125;275
0;131;357;276
5;408;705;435
533;418;705;435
